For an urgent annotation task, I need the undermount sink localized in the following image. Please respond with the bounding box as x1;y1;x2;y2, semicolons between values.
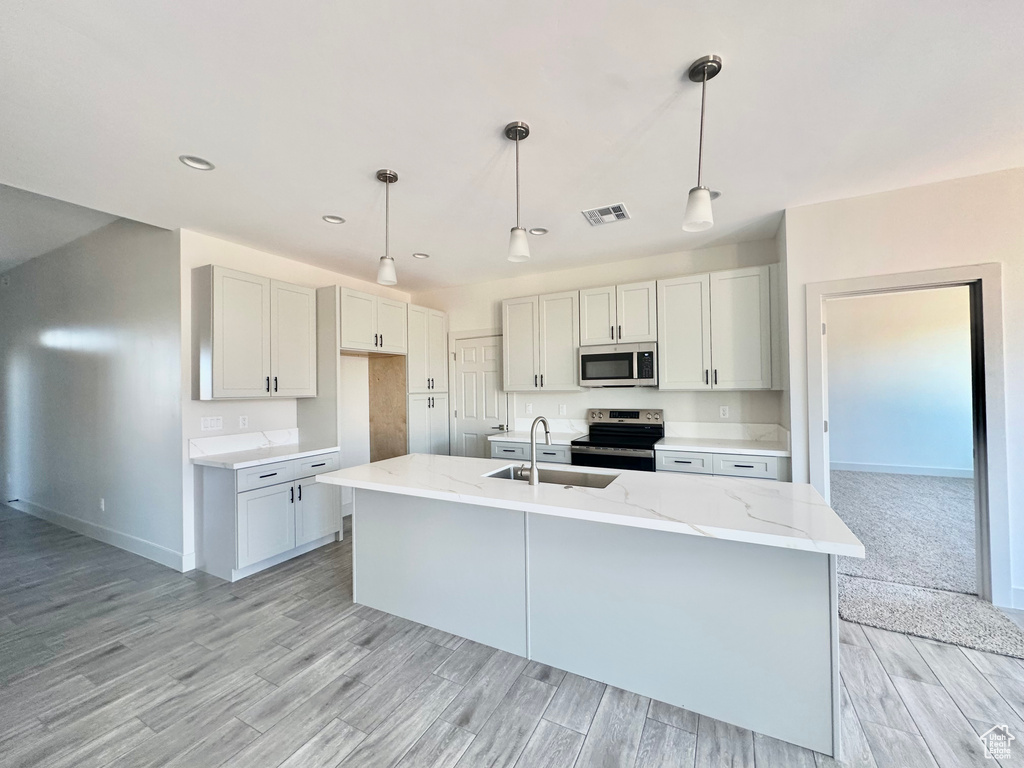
485;465;619;489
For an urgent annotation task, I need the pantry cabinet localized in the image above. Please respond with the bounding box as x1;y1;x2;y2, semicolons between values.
408;393;450;455
407;305;449;393
579;281;657;346
339;287;408;354
502;291;579;392
657;266;771;391
192;265;317;400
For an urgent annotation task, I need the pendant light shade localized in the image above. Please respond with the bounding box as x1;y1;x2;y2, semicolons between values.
683;187;714;232
375;169;398;286
682;55;722;232
504;121;531;262
508;227;530;262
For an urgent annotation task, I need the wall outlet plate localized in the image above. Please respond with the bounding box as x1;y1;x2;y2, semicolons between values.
559;404;567;416
526;403;533;415
99;498;105;512
720;406;729;419
239;416;248;428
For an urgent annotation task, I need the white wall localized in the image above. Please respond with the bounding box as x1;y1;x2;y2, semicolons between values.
413;239;784;427
826;288;973;476
0;219;185;566
178;229;410;562
783;167;1024;604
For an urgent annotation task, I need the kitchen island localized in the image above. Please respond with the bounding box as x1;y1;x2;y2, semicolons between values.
317;453;863;756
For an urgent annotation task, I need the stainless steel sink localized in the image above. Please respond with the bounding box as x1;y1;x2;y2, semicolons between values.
485;465;619;489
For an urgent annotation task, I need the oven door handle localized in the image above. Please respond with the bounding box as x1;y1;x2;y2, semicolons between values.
571;446;655;459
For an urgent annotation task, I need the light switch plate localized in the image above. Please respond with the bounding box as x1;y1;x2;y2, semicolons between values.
201;416;223;431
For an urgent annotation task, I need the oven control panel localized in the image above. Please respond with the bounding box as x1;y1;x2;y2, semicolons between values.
587;409;663;424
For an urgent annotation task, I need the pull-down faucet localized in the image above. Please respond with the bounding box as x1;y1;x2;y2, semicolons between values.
524;415;551;486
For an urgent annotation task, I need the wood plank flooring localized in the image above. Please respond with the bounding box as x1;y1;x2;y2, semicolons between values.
0;503;1017;767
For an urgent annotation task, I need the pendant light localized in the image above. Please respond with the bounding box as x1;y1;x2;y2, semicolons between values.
682;55;723;232
504;121;531;262
376;169;398;285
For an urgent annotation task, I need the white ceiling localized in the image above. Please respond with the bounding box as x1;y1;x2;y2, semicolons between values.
0;185;118;272
1;1;1021;291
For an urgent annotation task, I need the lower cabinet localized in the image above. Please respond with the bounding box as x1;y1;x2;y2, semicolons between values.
408;393;450;455
197;452;342;581
489;441;571;464
656;449;789;481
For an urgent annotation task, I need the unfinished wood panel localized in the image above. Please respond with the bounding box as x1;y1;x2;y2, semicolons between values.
368;355;408;462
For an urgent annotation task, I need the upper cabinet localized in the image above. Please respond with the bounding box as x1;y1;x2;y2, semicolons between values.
408;305;449;393
339;287;407;354
579;281;657;346
657;265;771;391
502;291;579;392
193;265;317;400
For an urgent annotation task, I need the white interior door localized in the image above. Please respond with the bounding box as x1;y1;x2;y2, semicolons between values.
452;336;508;457
616;281;658;342
579;287;616;346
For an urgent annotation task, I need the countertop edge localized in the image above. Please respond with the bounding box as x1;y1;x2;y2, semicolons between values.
193;445;340;470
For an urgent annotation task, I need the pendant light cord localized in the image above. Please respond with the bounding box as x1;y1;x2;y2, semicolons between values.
515;135;521;229
385;178;390;260
697;66;707;189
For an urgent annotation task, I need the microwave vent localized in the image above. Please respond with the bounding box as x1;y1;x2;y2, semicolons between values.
582;203;630;226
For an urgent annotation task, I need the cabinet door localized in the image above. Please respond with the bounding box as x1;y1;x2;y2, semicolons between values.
407;394;431;454
501;297;540;391
213;267;272;398
429;394;450;455
236;483;295;568
294;477;340;546
427;309;448;393
406;304;430;393
538;291;579;390
270;280;317;397
710;266;772;390
339;287;378;351
579;287;617;346
377;298;408;354
657;275;712;390
616;281;658;342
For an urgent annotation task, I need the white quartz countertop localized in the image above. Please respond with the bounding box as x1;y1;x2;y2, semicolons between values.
192;444;339;470
318;454;864;557
487;431;584;445
655;437;791;457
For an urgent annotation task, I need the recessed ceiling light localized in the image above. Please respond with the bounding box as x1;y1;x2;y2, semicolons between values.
178;155;215;171
322;215;346;224
528;227;549;236
412;252;430;259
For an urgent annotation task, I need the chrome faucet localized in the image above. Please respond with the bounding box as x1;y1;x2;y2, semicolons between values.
526;415;552;486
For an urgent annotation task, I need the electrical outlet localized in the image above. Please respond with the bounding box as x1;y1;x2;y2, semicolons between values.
239;416;248;429
0;275;9;287
99;498;105;512
201;416;223;431
559;404;567;416
719;406;729;419
526;403;533;415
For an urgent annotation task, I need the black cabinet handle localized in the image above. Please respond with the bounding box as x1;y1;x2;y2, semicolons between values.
714;369;718;385
734;464;755;469
259;472;278;479
298;484;302;501
618;325;622;339
380;334;384;347
674;460;692;464
704;370;709;385
542;451;557;456
534;374;538;387
374;333;379;347
273;376;278;392
610;325;614;339
266;376;270;392
540;374;544;387
502;449;516;453
290;486;294;503
311;462;326;468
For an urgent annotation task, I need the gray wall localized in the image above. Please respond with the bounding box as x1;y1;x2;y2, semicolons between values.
0;219;185;566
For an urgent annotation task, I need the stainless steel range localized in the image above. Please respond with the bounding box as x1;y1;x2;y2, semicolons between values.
570;409;664;472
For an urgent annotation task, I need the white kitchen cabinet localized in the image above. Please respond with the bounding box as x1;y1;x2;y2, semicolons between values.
657;274;712;390
192;265;317;400
502;292;579;392
408;393;450;455
656;448;788;481
408;305;448;393
657;266;772;391
237;483;296;568
710;266;771;390
339;287;408;354
295;477;340;546
579;281;657;346
490;441;571;464
270;280;317;397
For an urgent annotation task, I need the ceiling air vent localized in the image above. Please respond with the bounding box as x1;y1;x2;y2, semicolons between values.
582;203;630;226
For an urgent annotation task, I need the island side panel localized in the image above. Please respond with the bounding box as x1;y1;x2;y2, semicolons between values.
527;513;837;756
352;489;528;656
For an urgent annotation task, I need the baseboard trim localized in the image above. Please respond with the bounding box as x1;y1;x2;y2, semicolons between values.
9;500;193;572
1010;588;1024;611
829;462;973;479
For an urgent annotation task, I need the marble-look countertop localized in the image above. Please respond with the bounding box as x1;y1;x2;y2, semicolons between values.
192;444;339;470
655;437;791;457
318;454;864;557
487;431;584;445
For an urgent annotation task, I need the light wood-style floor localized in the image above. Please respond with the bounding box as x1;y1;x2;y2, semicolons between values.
0;503;1018;767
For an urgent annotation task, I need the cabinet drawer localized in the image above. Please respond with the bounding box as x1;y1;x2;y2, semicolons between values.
296;453;340;479
237;460;296;492
534;445;570;464
713;453;779;480
491;442;529;460
657;450;713;474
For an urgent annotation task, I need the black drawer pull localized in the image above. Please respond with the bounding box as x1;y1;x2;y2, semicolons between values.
311;462;326;468
259;472;278;479
674;460;692;464
542;451;557;456
502;449;516;453
733;464;755;469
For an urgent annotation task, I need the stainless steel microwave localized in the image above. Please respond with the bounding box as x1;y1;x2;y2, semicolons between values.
578;343;658;387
